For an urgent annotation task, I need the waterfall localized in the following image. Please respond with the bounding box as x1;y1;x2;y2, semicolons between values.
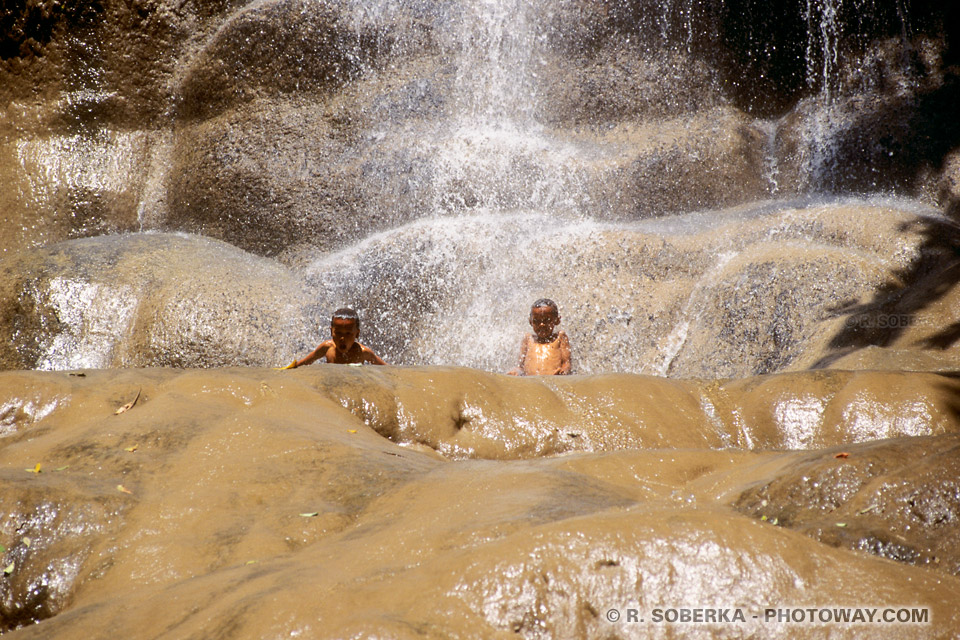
1;0;955;374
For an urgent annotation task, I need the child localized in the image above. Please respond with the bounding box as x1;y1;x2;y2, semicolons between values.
281;308;387;368
508;298;572;376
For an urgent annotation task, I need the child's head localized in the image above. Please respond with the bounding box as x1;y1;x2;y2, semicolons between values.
529;298;560;340
330;308;360;351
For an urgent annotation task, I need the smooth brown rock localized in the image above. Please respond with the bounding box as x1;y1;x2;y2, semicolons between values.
1;367;959;637
0;233;318;370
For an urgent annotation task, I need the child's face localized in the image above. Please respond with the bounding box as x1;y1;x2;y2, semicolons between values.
331;318;359;352
529;306;560;340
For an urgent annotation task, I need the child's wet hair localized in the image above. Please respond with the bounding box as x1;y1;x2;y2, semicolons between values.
331;307;360;329
531;298;559;314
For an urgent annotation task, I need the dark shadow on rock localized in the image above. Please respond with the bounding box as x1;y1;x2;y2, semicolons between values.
813;216;960;368
733;433;960;577
815;73;960;196
935;375;960;431
717;1;960;117
919;320;960;350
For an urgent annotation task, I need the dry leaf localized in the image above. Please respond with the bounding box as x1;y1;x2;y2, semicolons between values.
3;563;13;575
115;388;142;415
117;485;133;494
21;537;30;548
347;429;358;434
299;512;319;517
834;452;850;459
124;444;139;452
24;463;41;474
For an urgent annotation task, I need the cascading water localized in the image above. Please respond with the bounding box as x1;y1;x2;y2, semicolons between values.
297;0;951;375
3;3;960;635
1;0;957;376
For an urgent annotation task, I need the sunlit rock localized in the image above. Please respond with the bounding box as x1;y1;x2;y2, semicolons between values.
0;233;318;370
735;434;960;576
0;131;152;256
301;199;960;377
1;367;959;636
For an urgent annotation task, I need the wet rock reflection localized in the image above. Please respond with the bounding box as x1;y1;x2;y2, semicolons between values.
1;366;958;637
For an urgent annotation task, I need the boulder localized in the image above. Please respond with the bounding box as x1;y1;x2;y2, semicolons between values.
0;232;318;369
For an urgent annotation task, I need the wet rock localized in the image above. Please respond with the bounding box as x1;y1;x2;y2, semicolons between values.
304;365;960;458
175;0;408;122
0;474;128;632
0;233;319;369
1;367;959;638
0;0;212;256
666;248;887;378
734;434;960;576
302;200;955;377
581;107;771;219
0;130;153;257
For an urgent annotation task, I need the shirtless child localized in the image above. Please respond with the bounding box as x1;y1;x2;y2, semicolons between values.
508;299;572;376
281;308;386;368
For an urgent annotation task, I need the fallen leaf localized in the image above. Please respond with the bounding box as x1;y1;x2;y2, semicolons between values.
760;515;768;521
0;545;6;553
245;560;258;565
24;463;41;474
21;537;31;548
68;372;86;377
347;429;358;434
55;465;69;471
299;512;319;518
771;518;779;526
117;485;133;494
836;522;847;527
3;563;13;575
858;505;878;515
115;388;142;415
834;452;850;459
124;444;139;452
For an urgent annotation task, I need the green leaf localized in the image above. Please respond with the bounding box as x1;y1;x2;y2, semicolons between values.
0;544;6;553
836;522;847;527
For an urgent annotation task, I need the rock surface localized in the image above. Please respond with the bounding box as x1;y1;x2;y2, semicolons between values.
0;233;318;370
1;366;959;637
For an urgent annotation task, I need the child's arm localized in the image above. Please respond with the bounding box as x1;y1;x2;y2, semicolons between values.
507;334;531;375
556;331;572;375
284;341;332;369
361;346;387;365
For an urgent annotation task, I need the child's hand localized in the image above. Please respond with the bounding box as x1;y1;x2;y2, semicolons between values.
274;360;298;370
